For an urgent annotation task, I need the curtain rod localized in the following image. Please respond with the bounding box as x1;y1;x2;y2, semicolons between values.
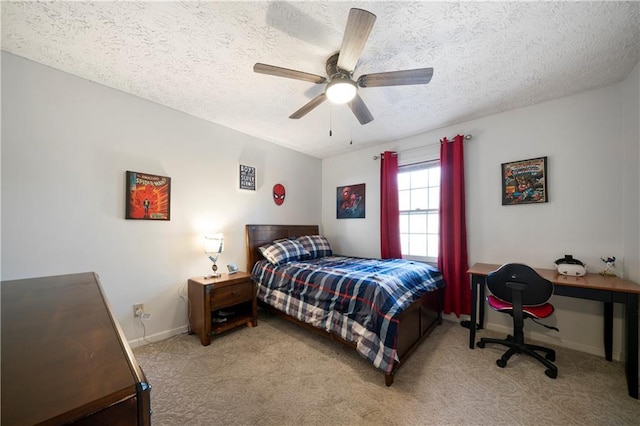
372;134;472;160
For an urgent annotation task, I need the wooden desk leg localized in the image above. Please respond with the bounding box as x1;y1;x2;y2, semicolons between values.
625;294;638;399
463;274;487;348
604;301;613;361
478;277;486;329
466;274;479;349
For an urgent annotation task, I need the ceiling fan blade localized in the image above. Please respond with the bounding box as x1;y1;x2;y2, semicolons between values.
254;63;326;84
357;68;434;88
349;93;374;125
337;9;377;73
289;93;327;119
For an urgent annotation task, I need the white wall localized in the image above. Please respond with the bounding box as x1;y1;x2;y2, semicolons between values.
1;52;322;345
622;60;640;284
621;60;640;373
323;67;640;360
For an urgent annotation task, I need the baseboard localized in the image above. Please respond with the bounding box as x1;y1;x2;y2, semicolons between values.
128;325;189;348
441;315;624;362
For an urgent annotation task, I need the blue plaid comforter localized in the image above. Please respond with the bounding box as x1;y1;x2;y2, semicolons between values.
251;256;445;373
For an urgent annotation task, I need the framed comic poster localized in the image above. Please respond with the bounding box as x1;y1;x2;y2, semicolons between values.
337;183;365;218
239;164;256;191
501;156;548;205
125;171;171;220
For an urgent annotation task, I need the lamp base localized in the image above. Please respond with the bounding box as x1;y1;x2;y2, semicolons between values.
205;263;221;279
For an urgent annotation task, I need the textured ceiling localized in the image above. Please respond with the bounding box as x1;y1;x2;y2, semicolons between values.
2;1;639;159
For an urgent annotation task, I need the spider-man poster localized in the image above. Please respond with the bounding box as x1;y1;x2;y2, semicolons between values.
125;171;171;220
337;183;365;219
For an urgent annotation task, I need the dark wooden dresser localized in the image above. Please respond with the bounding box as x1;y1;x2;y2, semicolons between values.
1;272;151;425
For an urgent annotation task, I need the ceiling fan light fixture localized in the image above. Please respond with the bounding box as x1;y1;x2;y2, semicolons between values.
326;77;357;104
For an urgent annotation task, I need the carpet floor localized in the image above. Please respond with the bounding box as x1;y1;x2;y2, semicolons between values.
133;312;639;425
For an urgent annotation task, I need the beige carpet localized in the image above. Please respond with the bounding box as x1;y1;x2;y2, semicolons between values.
133;312;639;425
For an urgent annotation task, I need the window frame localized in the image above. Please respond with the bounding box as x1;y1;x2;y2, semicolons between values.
398;160;440;264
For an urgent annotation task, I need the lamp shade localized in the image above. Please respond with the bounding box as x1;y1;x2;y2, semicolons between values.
204;233;224;255
326;77;357;104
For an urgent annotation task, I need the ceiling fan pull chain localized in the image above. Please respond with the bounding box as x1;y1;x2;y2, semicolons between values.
329;105;333;137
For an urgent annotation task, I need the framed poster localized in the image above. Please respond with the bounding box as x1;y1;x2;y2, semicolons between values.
501;156;548;205
125;171;171;220
337;183;365;218
239;164;256;191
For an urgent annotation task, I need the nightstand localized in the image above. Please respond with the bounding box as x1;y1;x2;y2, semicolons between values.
188;272;257;346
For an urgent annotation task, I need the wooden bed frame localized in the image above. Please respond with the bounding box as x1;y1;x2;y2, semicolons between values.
245;224;443;386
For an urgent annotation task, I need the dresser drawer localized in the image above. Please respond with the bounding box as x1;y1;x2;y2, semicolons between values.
210;281;253;310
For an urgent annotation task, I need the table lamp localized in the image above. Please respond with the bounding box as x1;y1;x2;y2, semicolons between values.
204;233;224;278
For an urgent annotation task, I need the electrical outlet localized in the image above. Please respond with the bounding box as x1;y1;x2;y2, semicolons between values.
133;303;144;317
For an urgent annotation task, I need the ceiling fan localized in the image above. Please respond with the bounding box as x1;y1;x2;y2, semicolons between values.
254;8;434;125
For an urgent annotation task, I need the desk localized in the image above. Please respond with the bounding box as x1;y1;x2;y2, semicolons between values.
467;262;639;399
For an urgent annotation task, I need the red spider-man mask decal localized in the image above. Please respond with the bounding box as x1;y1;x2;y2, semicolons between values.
273;184;286;206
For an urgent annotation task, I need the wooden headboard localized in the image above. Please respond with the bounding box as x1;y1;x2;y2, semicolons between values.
245;224;319;272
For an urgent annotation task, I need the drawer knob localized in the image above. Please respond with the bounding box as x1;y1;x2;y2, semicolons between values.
231;291;238;296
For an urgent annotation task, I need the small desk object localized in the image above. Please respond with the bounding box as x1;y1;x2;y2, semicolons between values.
1;272;152;425
467;263;639;399
188;272;257;346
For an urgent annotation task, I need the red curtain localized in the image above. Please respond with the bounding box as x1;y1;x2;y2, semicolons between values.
438;135;470;316
380;151;402;259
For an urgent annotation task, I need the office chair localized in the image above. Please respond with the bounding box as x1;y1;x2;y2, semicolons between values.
476;263;558;379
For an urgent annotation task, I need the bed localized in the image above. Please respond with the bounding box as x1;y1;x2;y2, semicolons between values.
245;224;445;386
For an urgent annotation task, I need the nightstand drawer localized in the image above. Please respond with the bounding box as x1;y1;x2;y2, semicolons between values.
210;281;253;309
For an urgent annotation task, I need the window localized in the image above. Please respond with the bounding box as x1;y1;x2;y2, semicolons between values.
398;161;440;262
